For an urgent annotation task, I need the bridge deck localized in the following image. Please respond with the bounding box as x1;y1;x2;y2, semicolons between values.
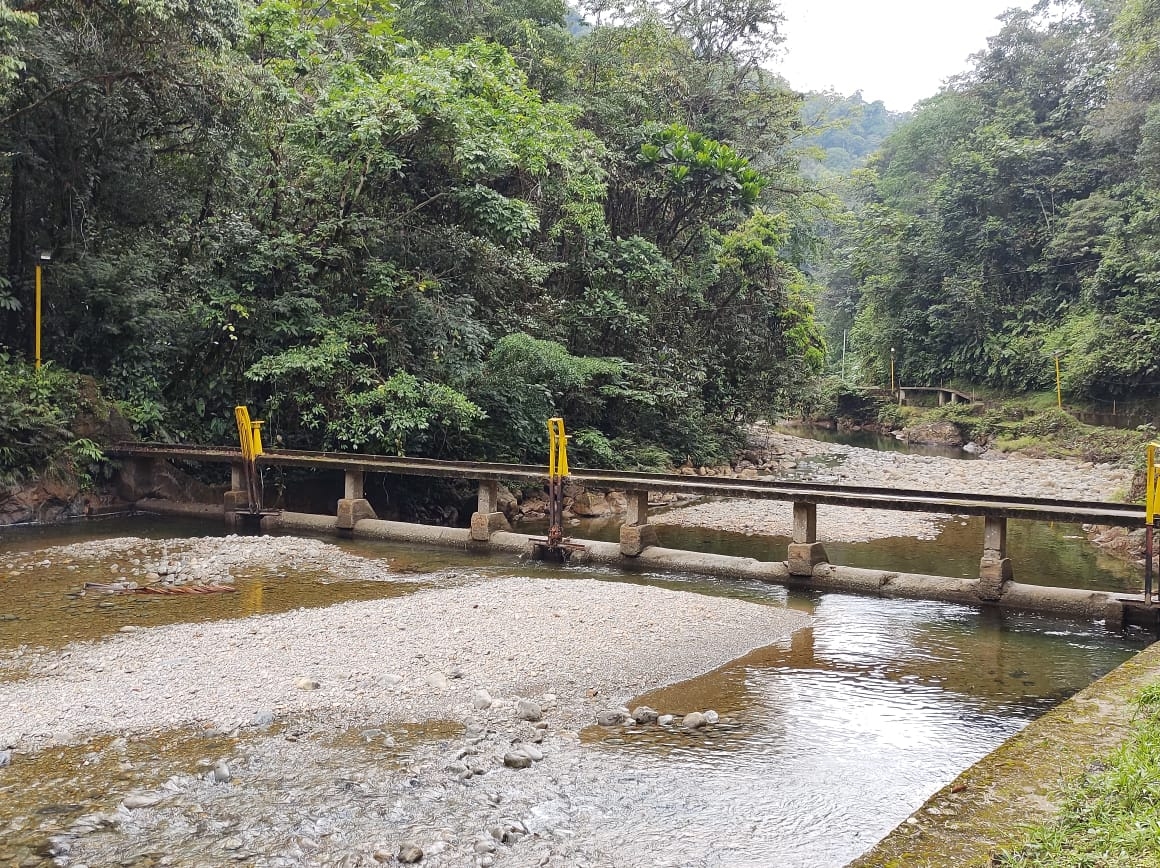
110;443;1146;528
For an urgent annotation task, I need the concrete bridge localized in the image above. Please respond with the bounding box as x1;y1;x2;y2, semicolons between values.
109;443;1156;628
897;385;980;406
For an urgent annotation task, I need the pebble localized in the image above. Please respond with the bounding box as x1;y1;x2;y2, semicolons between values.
631;705;659;724
472;689;493;710
427;672;449;690
295;677;320;691
212;761;231;783
682;712;707;729
516;698;542;722
703;709;720;725
251;710;275;726
0;749;9;767
523;744;544;762
503;752;532;769
122;792;163;809
658;714;674;726
397;842;424;863
596;709;627;726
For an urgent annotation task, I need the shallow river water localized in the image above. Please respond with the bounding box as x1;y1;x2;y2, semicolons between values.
0;515;1151;867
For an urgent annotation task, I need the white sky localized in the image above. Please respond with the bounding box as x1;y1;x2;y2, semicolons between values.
776;1;1039;111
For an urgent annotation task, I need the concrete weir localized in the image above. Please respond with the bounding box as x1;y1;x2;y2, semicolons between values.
133;499;1137;623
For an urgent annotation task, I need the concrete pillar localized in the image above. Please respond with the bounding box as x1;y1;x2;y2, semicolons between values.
470;479;510;542
344;470;365;501
230;463;245;492
787;501;827;576
620;489;657;557
337;469;376;530
792;502;817;544
938;391;947;406
978;515;1013;601
898;389;907;406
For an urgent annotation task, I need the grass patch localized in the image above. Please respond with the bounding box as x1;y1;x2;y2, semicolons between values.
996;682;1160;867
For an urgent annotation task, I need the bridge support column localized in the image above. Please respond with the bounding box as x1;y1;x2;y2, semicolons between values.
938;391;947;406
337;469;377;530
470;479;510;542
787;502;828;576
978;515;1013;600
620;489;657;556
223;463;249;528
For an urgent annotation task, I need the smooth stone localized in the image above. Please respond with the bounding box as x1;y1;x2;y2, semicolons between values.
523;744;544;762
595;709;626;726
472;689;493;710
221;837;243;851
657;715;674;726
631;705;659;724
251;710;275;726
503;752;532;769
703;709;720;725
682;712;707;729
382;674;403;686
212;761;231;783
474;838;498;854
427;671;449;690
397;843;424;863
0;749;10;766
516;698;542;722
295;677;320;691
123;792;163;809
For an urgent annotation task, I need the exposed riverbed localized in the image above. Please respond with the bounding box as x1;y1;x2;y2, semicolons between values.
0;516;1151;867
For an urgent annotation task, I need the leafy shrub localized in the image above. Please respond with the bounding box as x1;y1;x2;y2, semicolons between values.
0;358;107;488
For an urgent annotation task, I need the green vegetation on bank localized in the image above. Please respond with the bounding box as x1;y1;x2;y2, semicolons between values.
824;0;1160;407
0;0;826;477
997;681;1160;868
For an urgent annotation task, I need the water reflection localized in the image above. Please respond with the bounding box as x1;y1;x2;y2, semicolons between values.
0;519;1150;868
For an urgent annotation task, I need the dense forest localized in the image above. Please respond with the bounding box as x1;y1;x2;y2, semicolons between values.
831;0;1160;404
4;0;1160;487
0;0;828;476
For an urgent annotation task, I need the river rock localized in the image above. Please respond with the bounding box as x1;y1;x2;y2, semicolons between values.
427;671;449;690
899;420;964;447
703;709;720;725
682;712;707;729
596;709;627;726
295;677;321;691
397;843;424;863
0;749;9;766
658;714;674;726
516;698;542;722
503;752;532;769
631;705;659;724
470;689;492;710
251;709;275;726
212;761;231;783
522;743;544;762
474;838;498;854
122;791;164;809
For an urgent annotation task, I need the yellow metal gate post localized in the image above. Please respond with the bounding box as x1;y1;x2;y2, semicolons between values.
1146;442;1160;605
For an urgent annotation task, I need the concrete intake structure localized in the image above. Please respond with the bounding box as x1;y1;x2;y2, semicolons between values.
113;444;1154;628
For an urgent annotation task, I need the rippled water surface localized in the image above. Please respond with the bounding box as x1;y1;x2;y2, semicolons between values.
0;516;1151;867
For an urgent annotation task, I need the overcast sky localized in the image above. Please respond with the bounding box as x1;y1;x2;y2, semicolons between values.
775;1;1038;111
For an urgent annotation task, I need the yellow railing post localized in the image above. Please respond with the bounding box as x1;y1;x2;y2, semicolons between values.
1146;442;1159;605
233;406;263;514
546;418;569;548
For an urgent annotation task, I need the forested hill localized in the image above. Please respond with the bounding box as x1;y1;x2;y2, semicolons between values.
830;0;1160;402
799;91;907;178
0;0;826;473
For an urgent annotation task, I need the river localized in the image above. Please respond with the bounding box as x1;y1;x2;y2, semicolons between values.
0;502;1151;867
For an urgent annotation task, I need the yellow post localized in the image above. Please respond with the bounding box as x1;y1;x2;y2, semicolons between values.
234;406;256;461
1054;354;1062;410
34;263;41;371
547;417;569;479
250;420;265;456
1147;443;1159;525
890;347;895;393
